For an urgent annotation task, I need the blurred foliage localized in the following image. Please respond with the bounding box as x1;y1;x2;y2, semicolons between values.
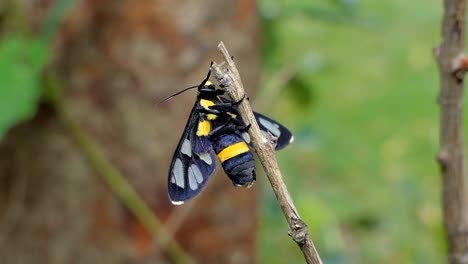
0;2;48;139
258;0;445;263
0;35;48;139
0;1;75;140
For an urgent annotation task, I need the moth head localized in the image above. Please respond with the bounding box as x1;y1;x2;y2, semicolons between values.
201;81;217;91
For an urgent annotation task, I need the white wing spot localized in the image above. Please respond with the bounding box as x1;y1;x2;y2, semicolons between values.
171;200;184;205
259;117;281;137
181;139;192;157
173;158;185;188
242;132;251;144
199;152;212;165
188;166;199;190
289;135;294;143
190;164;204;184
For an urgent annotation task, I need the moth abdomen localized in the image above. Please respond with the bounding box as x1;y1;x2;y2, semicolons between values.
212;134;256;187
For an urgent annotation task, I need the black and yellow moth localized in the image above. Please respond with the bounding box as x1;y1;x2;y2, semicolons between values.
164;65;293;205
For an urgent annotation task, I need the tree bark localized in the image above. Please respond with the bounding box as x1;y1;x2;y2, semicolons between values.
436;0;468;263
0;0;260;263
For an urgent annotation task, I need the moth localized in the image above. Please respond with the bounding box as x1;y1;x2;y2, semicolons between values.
163;65;293;204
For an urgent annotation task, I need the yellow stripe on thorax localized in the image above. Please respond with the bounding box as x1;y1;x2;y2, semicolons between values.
200;99;217;120
200;99;215;109
206;114;217;120
217;142;249;162
196;120;211;136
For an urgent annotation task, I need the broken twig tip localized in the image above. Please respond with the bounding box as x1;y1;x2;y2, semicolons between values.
451;53;468;80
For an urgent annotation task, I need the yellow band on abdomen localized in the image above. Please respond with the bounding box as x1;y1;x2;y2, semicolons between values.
217;142;249;162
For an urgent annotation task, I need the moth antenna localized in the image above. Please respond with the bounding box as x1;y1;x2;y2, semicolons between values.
159;62;213;105
158;85;199;104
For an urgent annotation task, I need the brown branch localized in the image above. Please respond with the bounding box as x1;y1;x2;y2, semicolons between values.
436;0;468;263
211;42;322;264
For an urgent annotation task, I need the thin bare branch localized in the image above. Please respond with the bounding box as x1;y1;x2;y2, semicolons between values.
211;41;322;264
436;0;468;263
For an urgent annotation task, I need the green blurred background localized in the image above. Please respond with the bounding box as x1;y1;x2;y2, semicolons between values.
0;0;449;263
257;0;443;263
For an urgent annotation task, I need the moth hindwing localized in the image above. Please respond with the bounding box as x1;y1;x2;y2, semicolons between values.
167;67;293;205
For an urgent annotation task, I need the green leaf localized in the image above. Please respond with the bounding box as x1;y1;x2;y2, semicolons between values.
0;36;49;140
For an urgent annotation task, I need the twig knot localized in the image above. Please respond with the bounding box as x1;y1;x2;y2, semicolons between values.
288;216;308;245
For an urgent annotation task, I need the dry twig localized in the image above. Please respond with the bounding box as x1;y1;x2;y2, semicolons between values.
211;42;322;264
436;0;468;263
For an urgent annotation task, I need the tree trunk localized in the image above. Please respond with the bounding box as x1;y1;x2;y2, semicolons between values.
0;0;260;263
437;0;468;263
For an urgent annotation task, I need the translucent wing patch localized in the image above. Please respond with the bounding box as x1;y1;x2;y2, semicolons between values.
168;107;217;204
232;110;294;150
217;96;293;150
253;112;293;150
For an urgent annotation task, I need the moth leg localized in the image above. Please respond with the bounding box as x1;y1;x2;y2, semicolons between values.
205;104;236;113
198;87;224;95
206;94;247;111
198;104;231;117
232;93;248;106
205;94;245;113
203;107;245;128
208;116;249;137
208;120;231;136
